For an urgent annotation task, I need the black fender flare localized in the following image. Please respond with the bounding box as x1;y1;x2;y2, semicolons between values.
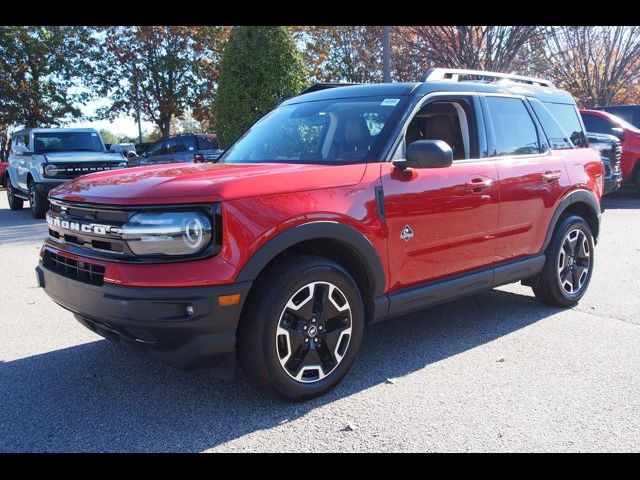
540;189;601;252
235;221;387;299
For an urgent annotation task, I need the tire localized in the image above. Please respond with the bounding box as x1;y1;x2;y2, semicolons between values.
28;180;48;219
6;178;24;210
237;254;365;401
533;215;595;307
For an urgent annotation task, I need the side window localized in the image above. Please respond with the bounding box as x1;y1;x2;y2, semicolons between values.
485;96;540;156
543;102;588;148
165;138;182;154
181;136;197;151
147;140;165;156
529;98;573;150
12;135;26;153
400;98;477;161
581;113;614;136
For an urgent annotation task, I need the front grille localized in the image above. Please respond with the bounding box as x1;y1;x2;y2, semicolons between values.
43;250;105;286
48;162;124;180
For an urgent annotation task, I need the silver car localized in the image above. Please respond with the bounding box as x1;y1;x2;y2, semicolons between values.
6;128;128;218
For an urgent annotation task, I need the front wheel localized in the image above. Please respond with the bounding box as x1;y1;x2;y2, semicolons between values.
6;178;24;210
237;255;364;401
28;181;48;219
533;215;594;307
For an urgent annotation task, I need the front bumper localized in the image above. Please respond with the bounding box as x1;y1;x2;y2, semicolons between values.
36;264;251;376
36;181;65;195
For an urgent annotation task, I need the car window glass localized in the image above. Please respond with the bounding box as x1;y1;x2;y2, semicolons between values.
581;113;614;135
220;96;406;164
181;136;197;151
147;140;165;156
165;139;184;154
402;99;476;161
529;98;573;149
33;132;104;153
486;96;540;156
197;135;219;150
543;102;588;148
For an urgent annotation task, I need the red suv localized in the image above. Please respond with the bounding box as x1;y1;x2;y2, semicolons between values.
581;108;640;191
36;69;604;400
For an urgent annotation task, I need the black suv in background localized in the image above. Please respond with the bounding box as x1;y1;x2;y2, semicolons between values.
587;132;622;195
130;133;223;167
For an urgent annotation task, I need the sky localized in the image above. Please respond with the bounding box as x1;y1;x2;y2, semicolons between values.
66;97;155;140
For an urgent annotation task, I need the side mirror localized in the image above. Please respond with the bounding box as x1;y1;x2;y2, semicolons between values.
611;127;625;141
393;140;453;170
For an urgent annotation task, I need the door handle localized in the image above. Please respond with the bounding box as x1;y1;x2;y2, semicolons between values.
542;170;562;182
465;177;493;193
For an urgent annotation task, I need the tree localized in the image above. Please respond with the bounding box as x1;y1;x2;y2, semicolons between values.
0;26;92;129
90;26;230;138
215;26;308;147
299;26;384;83
539;26;640;108
392;26;540;79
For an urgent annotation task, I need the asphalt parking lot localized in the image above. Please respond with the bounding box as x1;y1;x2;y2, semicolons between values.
1;188;639;452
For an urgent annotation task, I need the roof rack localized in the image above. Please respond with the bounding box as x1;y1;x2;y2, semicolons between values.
299;83;362;95
420;68;555;88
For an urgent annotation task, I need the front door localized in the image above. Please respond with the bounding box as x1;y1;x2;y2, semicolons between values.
381;95;499;293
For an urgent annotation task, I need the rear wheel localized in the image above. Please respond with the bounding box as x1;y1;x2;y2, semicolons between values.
6;178;24;210
28;180;48;219
533;215;594;307
237;255;364;401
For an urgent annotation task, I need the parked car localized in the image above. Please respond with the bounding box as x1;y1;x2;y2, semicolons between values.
109;143;138;160
36;69;603;400
587;132;622;195
580;109;640;192
597;105;640;129
0;160;8;188
6;128;127;218
130;133;223;167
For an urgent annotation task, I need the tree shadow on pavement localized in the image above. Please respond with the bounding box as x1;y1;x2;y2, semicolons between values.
0;288;562;452
0;204;48;245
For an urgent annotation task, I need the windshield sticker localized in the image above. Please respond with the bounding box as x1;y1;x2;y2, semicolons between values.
381;98;400;107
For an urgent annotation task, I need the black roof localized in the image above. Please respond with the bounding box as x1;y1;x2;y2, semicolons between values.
285;79;575;105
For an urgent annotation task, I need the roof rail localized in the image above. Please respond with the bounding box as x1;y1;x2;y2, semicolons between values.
299;82;363;95
420;68;555;88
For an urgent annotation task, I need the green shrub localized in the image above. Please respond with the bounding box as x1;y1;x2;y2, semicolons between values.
215;26;308;148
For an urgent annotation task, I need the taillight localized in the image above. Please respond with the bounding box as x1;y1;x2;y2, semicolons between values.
193;154;205;163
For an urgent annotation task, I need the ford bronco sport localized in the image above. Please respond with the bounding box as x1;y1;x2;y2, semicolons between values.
6;128;127;218
36;69;604;400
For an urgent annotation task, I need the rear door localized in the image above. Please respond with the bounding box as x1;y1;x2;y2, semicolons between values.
483;95;571;261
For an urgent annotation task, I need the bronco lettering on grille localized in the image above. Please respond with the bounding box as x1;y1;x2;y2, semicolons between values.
46;215;110;236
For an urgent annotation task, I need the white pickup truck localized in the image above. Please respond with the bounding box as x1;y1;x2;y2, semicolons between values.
6;128;128;218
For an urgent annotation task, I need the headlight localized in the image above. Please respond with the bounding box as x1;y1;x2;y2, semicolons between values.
117;162;128;169
122;212;212;256
44;164;59;177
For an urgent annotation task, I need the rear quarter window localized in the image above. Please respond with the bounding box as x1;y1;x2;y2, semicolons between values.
543;102;588;148
529;98;573;149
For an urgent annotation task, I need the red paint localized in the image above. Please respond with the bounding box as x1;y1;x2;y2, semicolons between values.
45;146;602;292
581;109;640;184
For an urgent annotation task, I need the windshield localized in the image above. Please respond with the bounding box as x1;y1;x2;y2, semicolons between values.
33;132;105;154
220;96;406;164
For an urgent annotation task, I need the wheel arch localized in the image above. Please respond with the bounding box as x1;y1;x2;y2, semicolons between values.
236;221;388;323
541;189;601;252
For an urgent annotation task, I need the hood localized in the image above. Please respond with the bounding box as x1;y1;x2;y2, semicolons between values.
45;151;124;163
49;162;367;205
